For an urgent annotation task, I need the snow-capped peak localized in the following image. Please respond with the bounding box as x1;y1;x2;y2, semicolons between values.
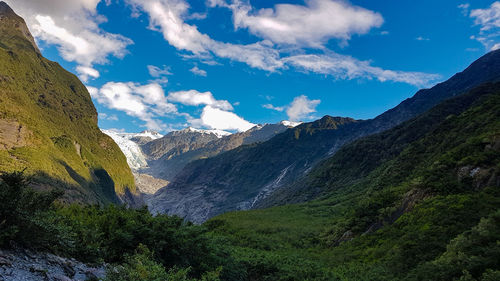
178;127;232;138
280;120;302;127
137;130;163;140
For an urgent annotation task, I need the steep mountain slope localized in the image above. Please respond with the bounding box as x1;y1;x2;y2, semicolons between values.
145;122;299;181
150;49;500;223
143;127;229;161
150;117;358;222
207;81;500;280
0;2;137;204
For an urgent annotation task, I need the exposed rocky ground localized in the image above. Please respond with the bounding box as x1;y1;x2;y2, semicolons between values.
0;248;106;281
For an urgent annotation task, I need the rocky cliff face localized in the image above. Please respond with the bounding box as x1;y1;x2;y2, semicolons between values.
149;49;500;223
0;2;137;205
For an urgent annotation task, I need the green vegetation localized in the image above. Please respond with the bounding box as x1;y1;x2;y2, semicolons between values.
0;8;135;204
1;77;498;281
0;170;241;280
206;82;500;280
1;4;499;280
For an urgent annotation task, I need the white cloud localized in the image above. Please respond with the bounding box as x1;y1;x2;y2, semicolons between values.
167;90;233;110
77;66;100;82
212;0;383;47
458;3;470;16
415;36;430;41
147;65;172;77
86;85;99;97
262;104;285;112
283;53;440;87
5;0;132;82
90;81;253;132
286;95;321;121
127;0;283;71
127;0;437;87
263;95;320;121
99;112;118;121
147;65;171;84
470;2;500;31
91;81;177;130
466;2;500;50
191;106;255;132
189;66;207;76
458;3;470;10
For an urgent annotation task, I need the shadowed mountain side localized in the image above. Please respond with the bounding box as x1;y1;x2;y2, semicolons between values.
28;168;142;207
258;82;500;207
150;49;500;223
207;82;500;280
142;122;297;182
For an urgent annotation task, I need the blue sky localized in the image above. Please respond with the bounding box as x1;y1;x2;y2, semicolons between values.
6;0;500;133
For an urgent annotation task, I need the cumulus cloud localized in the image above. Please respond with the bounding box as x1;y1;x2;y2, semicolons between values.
127;0;437;87
283;53;441;87
286;95;321;121
212;0;383;47
191;106;255;132
127;0;283;71
77;66;100;82
90;81;177;130
5;0;132;82
90;81;252;132
167;90;233;110
86;85;99;97
465;2;500;51
263;95;320;121
189;66;207;76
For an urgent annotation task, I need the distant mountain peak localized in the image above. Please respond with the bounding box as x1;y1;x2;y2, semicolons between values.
280;120;302;127
138;130;162;139
176;127;232;138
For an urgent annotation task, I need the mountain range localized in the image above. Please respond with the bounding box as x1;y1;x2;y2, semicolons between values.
149;48;500;223
1;2;499;280
207;78;500;280
102;121;301;198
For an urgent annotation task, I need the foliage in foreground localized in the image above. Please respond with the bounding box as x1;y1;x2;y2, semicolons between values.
0;171;242;280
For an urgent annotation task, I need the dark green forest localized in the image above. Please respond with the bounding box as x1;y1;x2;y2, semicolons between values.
1;81;499;280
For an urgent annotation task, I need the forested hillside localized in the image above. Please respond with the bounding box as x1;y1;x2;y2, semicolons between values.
207;82;500;280
0;2;137;204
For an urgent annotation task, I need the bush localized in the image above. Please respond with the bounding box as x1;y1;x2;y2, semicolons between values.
0;170;64;249
105;244;222;281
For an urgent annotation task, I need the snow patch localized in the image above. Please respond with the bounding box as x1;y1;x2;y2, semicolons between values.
102;129;151;170
179;127;232;138
280;120;302;127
